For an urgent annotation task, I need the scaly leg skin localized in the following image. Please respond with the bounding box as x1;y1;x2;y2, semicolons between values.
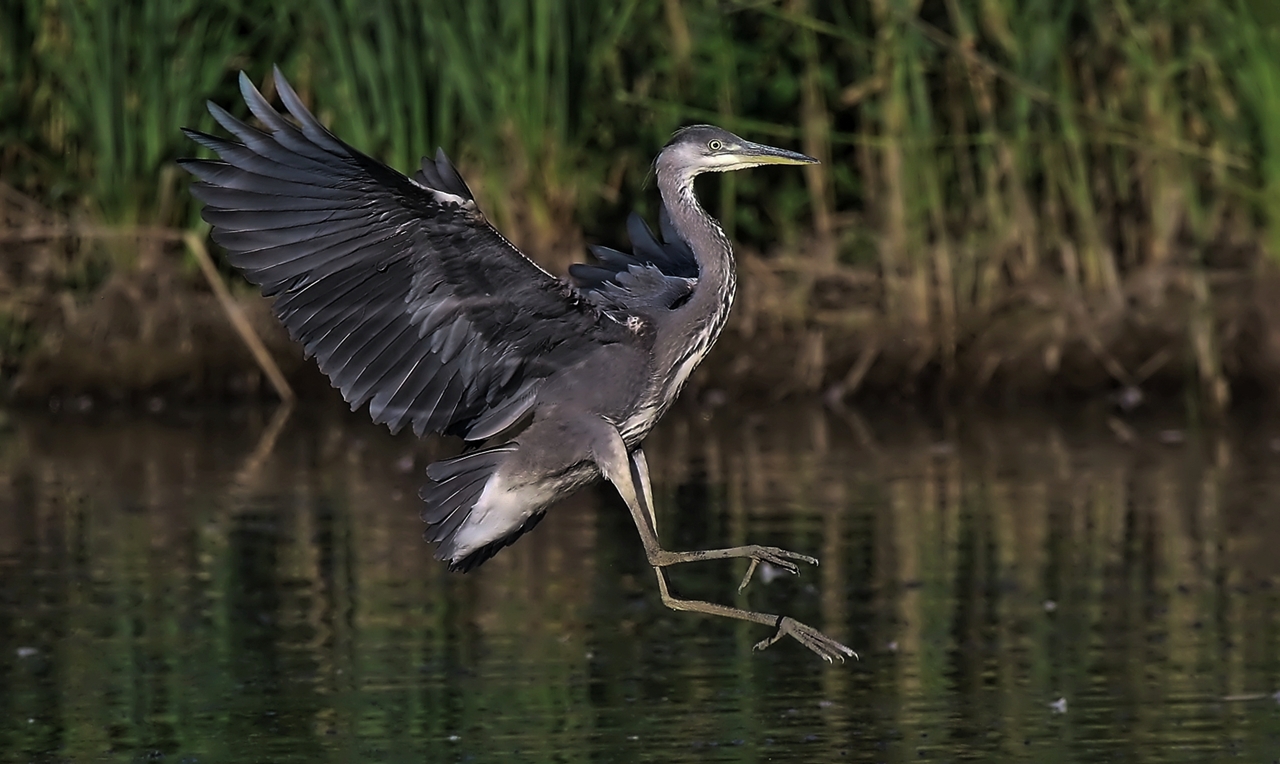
607;438;855;661
628;444;815;591
651;563;857;662
753;614;858;660
629;448;658;536
648;545;818;590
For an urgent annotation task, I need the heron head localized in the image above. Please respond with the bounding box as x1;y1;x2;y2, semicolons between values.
659;125;817;178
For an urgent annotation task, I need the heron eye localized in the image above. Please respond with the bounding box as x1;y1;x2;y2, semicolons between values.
708;139;723;151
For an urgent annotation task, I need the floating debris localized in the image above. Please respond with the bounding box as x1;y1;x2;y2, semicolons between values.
757;561;786;585
1221;691;1280;703
1111;386;1144;412
1107;417;1137;445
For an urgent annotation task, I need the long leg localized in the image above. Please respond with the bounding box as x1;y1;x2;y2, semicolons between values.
626;446;815;589
598;435;854;661
629;448;658;536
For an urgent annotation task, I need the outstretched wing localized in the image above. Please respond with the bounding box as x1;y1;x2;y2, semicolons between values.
569;210;699;312
180;68;627;440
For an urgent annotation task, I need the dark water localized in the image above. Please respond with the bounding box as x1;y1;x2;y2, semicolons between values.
2;400;1280;763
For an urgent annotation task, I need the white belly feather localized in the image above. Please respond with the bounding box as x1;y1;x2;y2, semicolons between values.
451;473;549;558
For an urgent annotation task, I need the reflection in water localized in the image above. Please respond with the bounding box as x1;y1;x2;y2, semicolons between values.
1;401;1279;762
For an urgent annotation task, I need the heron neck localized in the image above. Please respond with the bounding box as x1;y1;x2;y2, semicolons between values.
657;170;737;334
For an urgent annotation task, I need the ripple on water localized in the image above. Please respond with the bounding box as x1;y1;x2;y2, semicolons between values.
0;404;1279;762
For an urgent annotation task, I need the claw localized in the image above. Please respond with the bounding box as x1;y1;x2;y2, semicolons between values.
753;616;858;663
737;558;760;591
737;547;819;591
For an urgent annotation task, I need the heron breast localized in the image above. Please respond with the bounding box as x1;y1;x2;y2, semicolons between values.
618;402;661;444
617;345;710;445
669;351;703;395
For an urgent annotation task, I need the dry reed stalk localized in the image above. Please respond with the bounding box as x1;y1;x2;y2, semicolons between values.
662;0;693;77
943;0;1028;288
826;338;880;404
1060;112;1122;304
183;232;295;404
1189;268;1229;413
789;0;836;268
869;0;924;328
0;225;183;243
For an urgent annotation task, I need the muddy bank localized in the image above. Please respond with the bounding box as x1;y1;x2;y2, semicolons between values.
0;215;309;405
5;238;1279;411
708;260;1280;408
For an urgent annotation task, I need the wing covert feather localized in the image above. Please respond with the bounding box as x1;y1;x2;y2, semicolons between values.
181;68;626;438
570;210;699;312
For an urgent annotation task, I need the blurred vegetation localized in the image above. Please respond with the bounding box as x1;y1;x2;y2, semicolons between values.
2;0;1280;403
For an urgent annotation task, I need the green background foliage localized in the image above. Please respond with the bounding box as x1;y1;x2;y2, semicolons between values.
4;1;1276;256
2;0;1280;401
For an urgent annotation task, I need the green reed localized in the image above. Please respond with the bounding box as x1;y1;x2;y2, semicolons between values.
1233;5;1280;261
16;0;275;225
2;0;1278;378
284;0;645;265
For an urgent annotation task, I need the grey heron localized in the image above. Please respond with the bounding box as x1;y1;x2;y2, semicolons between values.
181;68;854;661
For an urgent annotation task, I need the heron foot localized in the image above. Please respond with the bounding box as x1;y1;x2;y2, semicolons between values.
754;616;858;663
736;547;819;591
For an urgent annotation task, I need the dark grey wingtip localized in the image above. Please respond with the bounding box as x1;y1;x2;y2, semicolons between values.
626;212;655;249
204;100;253;143
237;70;279;127
182;128;221;153
271;68;307;121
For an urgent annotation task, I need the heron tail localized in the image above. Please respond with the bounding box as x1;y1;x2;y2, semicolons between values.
420;445;542;572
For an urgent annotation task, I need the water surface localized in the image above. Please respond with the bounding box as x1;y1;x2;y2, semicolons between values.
2;401;1279;762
